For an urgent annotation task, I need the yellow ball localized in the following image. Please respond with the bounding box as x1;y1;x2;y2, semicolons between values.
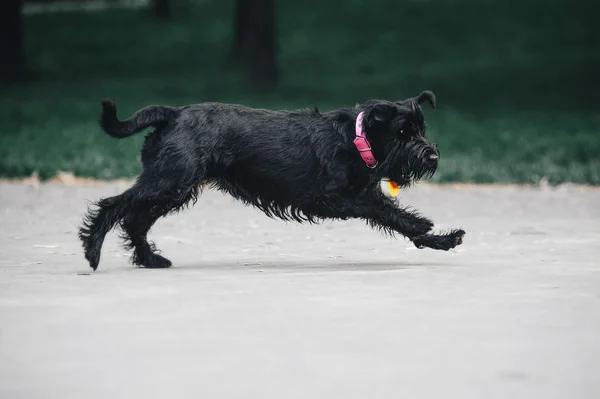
380;178;401;198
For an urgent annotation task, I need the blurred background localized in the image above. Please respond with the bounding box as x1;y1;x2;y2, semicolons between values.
1;0;598;184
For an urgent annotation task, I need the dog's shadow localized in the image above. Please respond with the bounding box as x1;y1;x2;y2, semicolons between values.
171;259;452;273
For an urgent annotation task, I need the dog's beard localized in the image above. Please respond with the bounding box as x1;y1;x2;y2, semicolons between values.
381;141;438;187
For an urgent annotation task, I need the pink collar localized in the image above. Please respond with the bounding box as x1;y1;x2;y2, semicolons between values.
354;111;378;168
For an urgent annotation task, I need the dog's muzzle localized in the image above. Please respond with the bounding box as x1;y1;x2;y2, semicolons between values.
428;153;439;166
427;144;440;165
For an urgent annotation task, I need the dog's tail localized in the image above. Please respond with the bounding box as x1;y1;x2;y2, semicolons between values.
99;100;177;139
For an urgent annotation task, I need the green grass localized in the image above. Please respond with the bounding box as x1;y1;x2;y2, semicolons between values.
1;0;599;184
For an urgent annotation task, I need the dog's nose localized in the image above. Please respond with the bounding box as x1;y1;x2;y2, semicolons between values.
429;154;439;160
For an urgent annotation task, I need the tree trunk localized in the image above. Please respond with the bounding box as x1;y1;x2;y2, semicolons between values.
0;0;26;83
233;0;278;88
153;0;170;19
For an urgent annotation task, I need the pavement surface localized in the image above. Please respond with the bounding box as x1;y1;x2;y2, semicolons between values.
1;181;599;399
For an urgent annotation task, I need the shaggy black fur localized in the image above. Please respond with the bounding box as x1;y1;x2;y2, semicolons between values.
79;91;465;270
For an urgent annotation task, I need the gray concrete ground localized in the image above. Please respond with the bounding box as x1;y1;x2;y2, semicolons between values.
1;181;599;399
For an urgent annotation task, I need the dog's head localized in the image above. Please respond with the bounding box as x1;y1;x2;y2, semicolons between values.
357;91;439;186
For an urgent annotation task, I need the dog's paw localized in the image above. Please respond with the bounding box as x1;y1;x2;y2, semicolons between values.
411;229;465;251
446;229;465;249
80;234;102;271
412;235;427;249
86;252;100;271
144;253;172;269
133;250;172;269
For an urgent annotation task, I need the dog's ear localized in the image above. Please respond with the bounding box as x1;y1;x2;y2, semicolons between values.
414;90;436;109
367;102;397;123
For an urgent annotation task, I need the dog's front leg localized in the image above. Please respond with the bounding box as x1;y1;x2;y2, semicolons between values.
346;195;434;239
348;194;464;251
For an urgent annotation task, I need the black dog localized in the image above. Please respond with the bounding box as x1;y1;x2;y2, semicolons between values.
79;91;464;270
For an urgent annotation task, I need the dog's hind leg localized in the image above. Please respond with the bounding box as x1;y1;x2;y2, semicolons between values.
118;177;200;269
79;172;199;270
79;193;130;271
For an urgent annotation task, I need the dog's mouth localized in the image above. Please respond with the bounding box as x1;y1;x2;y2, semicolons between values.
397;175;413;187
396;165;437;187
